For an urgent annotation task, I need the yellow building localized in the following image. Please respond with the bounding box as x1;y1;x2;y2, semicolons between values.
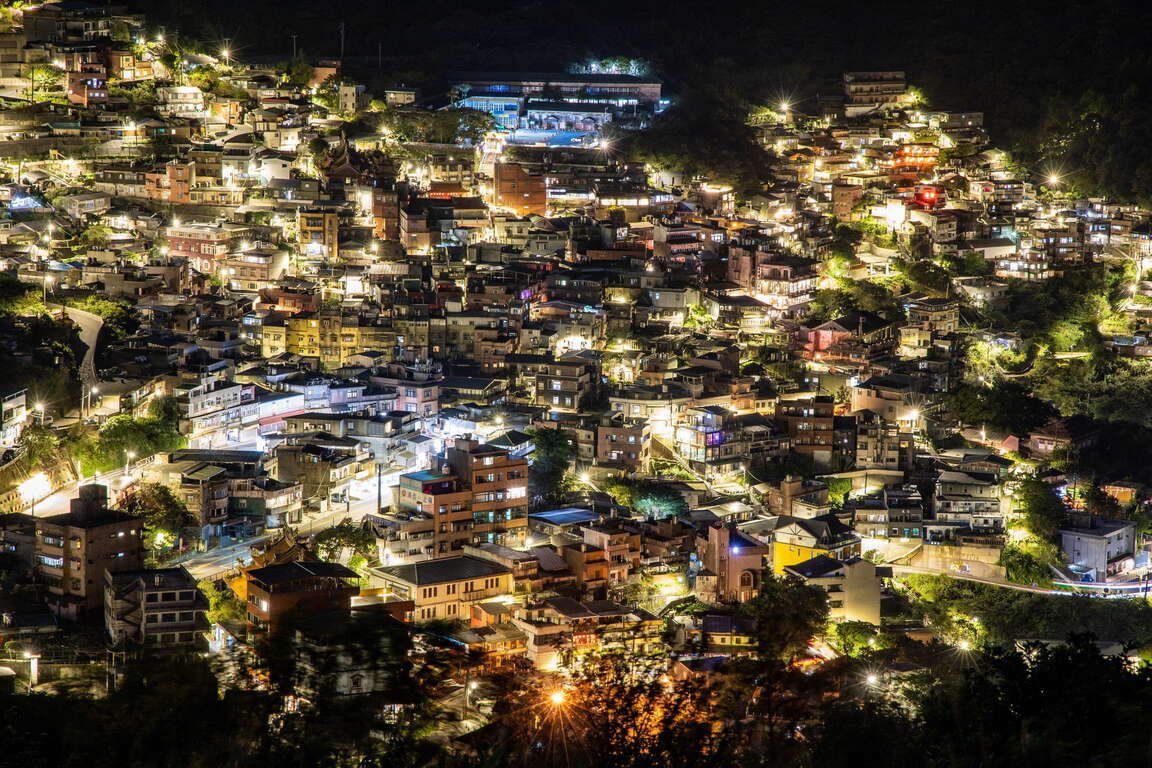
371;555;513;622
268;310;395;370
298;208;340;260
772;514;861;574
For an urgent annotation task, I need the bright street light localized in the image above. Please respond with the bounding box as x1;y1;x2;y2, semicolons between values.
19;472;51;516
957;639;972;651
865;673;879;686
549;689;566;706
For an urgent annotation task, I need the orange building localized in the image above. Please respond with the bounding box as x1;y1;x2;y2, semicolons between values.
494;162;547;216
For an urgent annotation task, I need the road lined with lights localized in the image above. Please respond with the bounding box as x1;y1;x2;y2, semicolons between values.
891;565;1151;599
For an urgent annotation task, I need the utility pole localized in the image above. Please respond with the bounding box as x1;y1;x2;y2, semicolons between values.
291;34;297;59
338;22;345;59
377;42;382;72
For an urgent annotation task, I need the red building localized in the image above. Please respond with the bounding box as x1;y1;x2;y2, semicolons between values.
243;560;360;633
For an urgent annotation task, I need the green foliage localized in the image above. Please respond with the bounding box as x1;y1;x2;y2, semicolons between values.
202;579;244;625
998;543;1057;585
78;223;113;250
67;395;184;475
1012;478;1066;541
61;294;138;340
368;105;495;144
626;95;773;195
740;572;830;661
944;381;1056;434
312;521;375;563
280;56;313;85
25;63;63;100
830;620;892;656
121;482;195;559
601;476;689;517
822;476;854;507
902;574;1152;646
803;280;903;324
526;426;575;505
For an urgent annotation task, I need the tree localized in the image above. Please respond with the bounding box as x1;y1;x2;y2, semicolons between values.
121;482;194;558
202;579;244;625
312;521;374;564
25;63;63;101
740;572;829;661
78;223;113;250
526;426;575;505
282;56;313;86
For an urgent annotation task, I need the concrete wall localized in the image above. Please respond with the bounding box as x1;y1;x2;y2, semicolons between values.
911;541;1005;580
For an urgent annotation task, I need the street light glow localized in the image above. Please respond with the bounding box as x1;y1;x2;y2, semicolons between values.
19;473;50;504
549;689;566;705
958;639;972;651
865;673;879;686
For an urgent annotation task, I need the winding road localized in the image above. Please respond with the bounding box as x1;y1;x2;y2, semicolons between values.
58;304;103;386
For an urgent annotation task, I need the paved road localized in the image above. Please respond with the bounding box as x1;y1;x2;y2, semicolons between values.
180;493;383;581
63;305;103;385
29;466;128;517
49;303;103;386
891;564;1148;598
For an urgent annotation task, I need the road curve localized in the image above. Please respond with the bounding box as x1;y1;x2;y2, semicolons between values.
52;303;103;385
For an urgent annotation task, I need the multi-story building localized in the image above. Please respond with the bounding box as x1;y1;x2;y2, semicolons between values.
104;566;208;649
298;208;340;260
107;48;153;82
696;523;770;603
268;433;368;508
244;560;360;633
396;468;473;556
842;71;910;116
36;485;144;618
849;485;925;541
444;438;530;549
774;396;837;469
594;412;650;472
932;470;1004;535
674;405;748;480
772;513;861;574
218;243;289;291
373;555;512;622
275;310;395;370
494;162;547;216
534;353;598;412
65;62;106;106
165;221;251;273
784;555;883;625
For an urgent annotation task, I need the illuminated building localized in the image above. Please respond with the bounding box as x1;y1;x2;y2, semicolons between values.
36;484;144;618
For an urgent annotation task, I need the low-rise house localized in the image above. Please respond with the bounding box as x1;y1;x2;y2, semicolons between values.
372;555;512;623
1060;517;1137;582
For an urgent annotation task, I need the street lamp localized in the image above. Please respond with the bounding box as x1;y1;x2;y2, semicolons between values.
42;275;52;301
19;472;51;516
549;689;566;706
23;652;39;691
124;450;136;475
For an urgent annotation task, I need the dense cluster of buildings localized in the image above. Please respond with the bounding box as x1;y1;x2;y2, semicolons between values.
0;1;1146;708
